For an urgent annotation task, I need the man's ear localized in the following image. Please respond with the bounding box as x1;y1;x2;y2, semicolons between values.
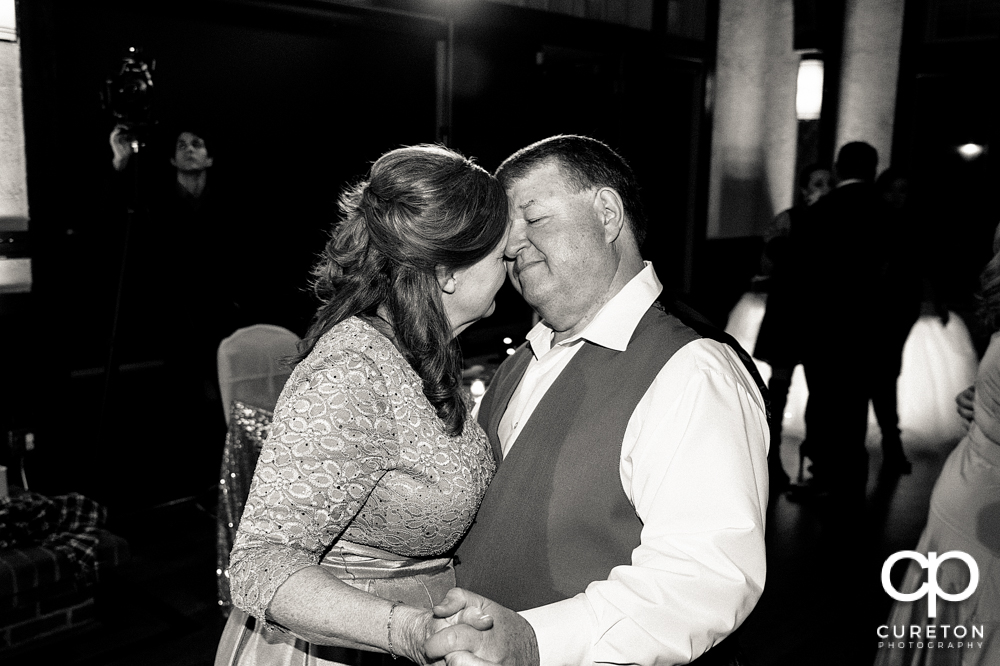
594;187;625;244
205;156;214;168
436;266;457;294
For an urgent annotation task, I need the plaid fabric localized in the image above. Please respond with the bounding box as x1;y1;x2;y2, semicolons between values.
0;490;107;586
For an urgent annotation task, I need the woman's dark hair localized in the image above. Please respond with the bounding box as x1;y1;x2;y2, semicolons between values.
295;144;508;435
976;222;1000;332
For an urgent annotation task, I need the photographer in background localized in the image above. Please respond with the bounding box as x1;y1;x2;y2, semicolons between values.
108;121;250;498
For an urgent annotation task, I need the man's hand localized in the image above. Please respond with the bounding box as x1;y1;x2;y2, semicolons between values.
424;588;539;666
388;603;492;665
956;385;975;425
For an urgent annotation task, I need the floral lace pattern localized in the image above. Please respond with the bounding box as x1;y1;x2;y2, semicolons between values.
228;317;495;622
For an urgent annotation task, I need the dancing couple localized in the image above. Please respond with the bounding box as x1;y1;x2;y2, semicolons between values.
215;135;770;666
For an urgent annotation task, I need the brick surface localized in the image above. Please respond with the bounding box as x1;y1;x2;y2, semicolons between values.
0;529;129;652
9;608;69;644
38;586;89;615
0;601;37;627
69;598;96;626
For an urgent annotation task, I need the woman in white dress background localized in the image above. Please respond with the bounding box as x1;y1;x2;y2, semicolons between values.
873;223;1000;666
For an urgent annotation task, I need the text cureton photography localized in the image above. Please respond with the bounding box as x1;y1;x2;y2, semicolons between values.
876;550;988;654
877;623;985;650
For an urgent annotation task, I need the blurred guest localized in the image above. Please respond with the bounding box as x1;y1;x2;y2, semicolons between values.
216;144;509;665
870;168;948;475
753;164;831;492
873;222;1000;666
790;141;884;503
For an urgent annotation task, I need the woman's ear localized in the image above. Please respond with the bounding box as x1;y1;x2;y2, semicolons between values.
436;266;457;294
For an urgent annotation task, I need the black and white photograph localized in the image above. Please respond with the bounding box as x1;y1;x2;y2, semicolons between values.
0;1;997;665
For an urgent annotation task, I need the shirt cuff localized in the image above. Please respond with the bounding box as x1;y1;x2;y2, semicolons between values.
519;595;595;666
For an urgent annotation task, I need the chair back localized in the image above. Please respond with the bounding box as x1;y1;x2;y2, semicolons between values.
217;324;301;423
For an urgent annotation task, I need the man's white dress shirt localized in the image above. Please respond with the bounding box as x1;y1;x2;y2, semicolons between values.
500;263;770;666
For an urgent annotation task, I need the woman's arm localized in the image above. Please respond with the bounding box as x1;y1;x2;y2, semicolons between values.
228;345;488;661
267;565;431;658
228;347;412;649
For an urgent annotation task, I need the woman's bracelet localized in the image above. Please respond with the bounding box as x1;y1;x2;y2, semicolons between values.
387;602;401;660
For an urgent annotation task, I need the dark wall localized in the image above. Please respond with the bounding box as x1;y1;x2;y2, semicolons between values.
23;0;444;359
449;3;709;294
14;0;444;510
892;0;1000;351
440;2;713;350
7;0;714;513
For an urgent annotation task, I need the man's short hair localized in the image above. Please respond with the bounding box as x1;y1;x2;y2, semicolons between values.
495;135;648;247
835;141;878;182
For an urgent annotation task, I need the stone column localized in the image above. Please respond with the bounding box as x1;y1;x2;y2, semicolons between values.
835;0;905;169
0;35;29;230
708;0;798;238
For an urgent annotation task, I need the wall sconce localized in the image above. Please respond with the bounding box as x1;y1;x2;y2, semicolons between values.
0;257;31;294
796;57;824;120
0;0;16;42
957;143;986;161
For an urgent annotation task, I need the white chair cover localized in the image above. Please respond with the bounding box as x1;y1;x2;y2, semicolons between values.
217;324;301;423
215;324;300;615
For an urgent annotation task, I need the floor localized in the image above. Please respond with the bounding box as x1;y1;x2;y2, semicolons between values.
1;429;958;666
3;495;226;666
740;431;956;665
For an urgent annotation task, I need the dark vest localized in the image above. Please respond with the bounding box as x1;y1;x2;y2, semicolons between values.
453;305;701;611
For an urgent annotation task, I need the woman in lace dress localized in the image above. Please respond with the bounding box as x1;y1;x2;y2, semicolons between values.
215;144;509;666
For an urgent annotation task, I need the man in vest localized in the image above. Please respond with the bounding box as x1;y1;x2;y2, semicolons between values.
425;135;769;666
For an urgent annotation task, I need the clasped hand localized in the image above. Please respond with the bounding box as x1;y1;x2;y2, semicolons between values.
424;588;539;666
956;385;975;426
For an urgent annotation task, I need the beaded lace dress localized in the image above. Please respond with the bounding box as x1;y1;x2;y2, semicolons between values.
216;317;495;666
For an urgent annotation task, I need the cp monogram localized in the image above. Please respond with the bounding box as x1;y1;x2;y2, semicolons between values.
881;551;979;618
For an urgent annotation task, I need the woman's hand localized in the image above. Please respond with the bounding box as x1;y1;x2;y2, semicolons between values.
392;600;494;664
424;588;539;666
956;385;975;426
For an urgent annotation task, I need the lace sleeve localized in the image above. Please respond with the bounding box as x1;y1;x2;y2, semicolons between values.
228;347;398;623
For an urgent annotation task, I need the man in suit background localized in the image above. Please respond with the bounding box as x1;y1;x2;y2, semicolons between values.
791;141;886;503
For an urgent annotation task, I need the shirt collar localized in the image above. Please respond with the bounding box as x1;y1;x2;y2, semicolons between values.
525;262;663;358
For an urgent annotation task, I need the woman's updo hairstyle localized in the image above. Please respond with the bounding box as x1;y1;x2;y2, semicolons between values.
296;144;508;436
